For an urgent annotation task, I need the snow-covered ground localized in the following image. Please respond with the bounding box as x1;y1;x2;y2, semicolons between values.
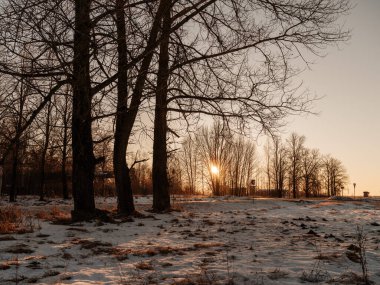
1;196;380;284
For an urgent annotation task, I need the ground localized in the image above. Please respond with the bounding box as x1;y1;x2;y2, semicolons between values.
0;196;380;284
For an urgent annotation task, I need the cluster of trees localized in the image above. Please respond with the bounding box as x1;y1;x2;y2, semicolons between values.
173;123;347;198
180;121;256;196
0;0;351;219
263;133;348;198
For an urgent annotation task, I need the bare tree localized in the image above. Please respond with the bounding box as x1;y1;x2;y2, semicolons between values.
188;121;256;196
228;137;256;196
70;0;97;219
152;0;172;211
150;0;351;206
264;140;273;194
55;86;72;200
287;133;305;198
0;0;351;216
37;99;54;201
272;136;287;198
301;148;320;198
196;121;233;195
322;155;347;196
181;136;200;194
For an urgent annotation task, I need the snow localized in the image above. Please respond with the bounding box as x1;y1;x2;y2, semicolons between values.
1;196;380;284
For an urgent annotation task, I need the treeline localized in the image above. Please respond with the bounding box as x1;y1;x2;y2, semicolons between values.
136;122;348;199
0;0;351;219
1;119;348;200
263;133;348;198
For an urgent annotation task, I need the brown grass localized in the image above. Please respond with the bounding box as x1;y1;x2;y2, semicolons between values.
312;201;343;208
193;242;224;249
0;263;11;270
172;268;218;285
331;271;370;284
135;261;154;270
0;206;24;234
35;206;70;222
372;201;380;210
315;252;341;261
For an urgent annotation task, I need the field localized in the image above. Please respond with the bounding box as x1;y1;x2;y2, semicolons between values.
0;196;380;284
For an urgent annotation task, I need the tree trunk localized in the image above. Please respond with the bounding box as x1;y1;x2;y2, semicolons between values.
9;143;19;202
71;0;96;220
61;145;69;200
305;176;310;198
292;165;297;198
39;151;47;201
152;2;171;212
0;165;3;196
113;0;135;216
39;101;52;201
61;98;69;200
111;0;168;213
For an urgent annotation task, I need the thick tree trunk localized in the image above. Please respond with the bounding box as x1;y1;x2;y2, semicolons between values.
112;0;168;213
0;165;3;196
152;2;171;212
114;0;135;215
71;0;96;220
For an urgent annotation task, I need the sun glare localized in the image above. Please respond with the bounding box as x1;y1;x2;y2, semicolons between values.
210;165;219;175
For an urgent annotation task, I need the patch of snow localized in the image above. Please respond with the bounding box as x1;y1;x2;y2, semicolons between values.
0;196;379;284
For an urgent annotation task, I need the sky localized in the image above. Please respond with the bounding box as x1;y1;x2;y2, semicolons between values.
283;0;380;196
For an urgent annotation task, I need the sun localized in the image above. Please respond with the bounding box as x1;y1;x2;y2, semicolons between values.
210;165;219;175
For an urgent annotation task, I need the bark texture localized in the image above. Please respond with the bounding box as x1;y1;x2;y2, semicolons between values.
152;2;171;212
113;0;135;215
71;0;96;219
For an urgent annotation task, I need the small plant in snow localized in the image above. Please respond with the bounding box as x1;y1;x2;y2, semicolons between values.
267;268;289;280
355;226;371;285
301;244;330;283
300;262;330;283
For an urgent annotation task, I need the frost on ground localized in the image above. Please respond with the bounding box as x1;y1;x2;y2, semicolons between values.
0;196;380;285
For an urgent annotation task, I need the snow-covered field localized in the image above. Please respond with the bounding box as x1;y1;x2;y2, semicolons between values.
1;196;380;284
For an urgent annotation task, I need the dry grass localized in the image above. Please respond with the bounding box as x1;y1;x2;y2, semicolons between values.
312;201;343;208
315;252;341;261
0;206;36;234
135;261;154;270
0;206;23;233
114;245;183;258
267;268;289;280
172;268;219;285
113;242;224;262
372;201;380;210
35;206;70;222
193;242;224;249
330;271;373;284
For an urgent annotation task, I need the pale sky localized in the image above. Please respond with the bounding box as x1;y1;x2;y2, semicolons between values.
285;0;380;196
